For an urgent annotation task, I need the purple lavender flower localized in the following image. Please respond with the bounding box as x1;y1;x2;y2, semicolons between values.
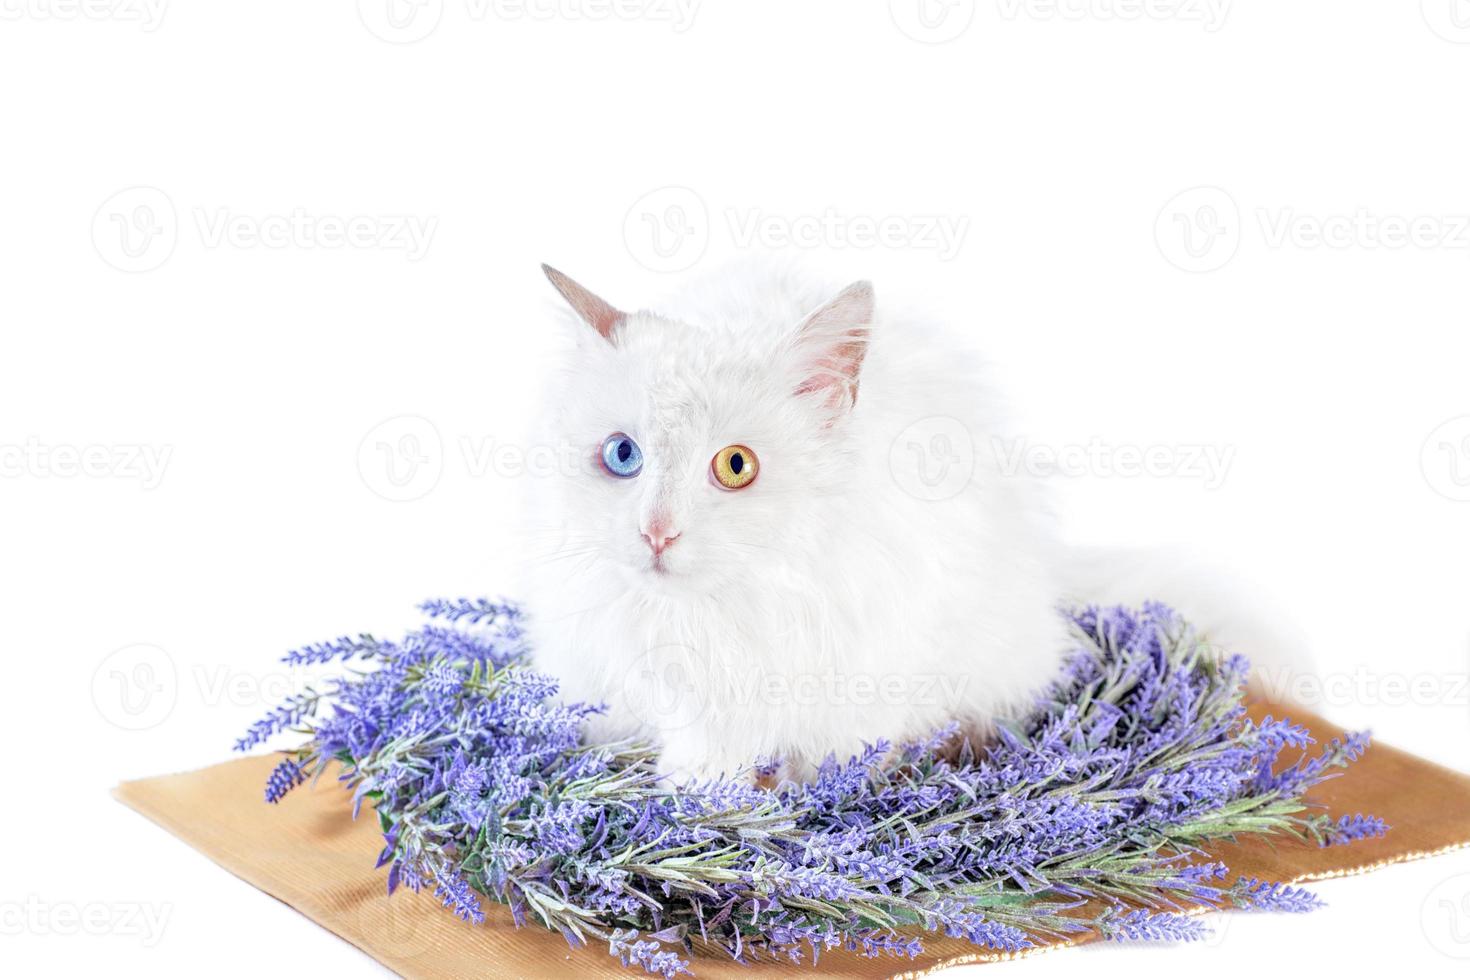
418;597;520;626
1322;812;1389;846
236;692;322;752
281;633;393;666
431;864;486;924
264;758;306;803
1232;877;1325;914
1101;909;1211;943
608;929;691;979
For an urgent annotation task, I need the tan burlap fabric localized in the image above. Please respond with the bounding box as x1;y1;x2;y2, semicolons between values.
114;697;1470;979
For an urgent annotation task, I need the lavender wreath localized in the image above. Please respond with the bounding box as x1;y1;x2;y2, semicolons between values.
241;601;1384;977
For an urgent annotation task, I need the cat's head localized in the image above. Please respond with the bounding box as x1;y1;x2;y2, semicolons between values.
533;264;874;593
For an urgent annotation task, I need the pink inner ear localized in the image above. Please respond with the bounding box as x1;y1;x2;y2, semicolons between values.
794;281;874;412
582;304;624;341
542;264;626;342
795;331;869;409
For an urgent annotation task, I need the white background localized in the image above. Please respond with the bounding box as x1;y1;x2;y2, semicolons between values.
3;2;1470;977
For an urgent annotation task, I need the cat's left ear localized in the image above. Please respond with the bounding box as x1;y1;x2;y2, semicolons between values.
793;281;874;415
541;264;626;343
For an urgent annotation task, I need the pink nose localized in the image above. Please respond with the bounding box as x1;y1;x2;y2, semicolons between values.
643;525;681;557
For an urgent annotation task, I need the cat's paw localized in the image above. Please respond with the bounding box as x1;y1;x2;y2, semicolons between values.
762;758;811;788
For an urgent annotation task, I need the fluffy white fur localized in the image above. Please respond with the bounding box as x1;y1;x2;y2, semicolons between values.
522;262;1071;785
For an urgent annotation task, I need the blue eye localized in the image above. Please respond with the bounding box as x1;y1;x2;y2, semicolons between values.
599;432;643;478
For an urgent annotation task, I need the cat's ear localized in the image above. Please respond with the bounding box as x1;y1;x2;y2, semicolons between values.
793;281;874;415
541;264;625;342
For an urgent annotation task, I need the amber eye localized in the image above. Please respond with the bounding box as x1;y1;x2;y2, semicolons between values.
710;444;758;491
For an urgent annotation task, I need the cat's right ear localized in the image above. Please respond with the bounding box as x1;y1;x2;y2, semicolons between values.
541;264;625;343
792;281;874;416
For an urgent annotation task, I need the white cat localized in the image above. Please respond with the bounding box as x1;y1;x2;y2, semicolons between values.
520;260;1075;786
